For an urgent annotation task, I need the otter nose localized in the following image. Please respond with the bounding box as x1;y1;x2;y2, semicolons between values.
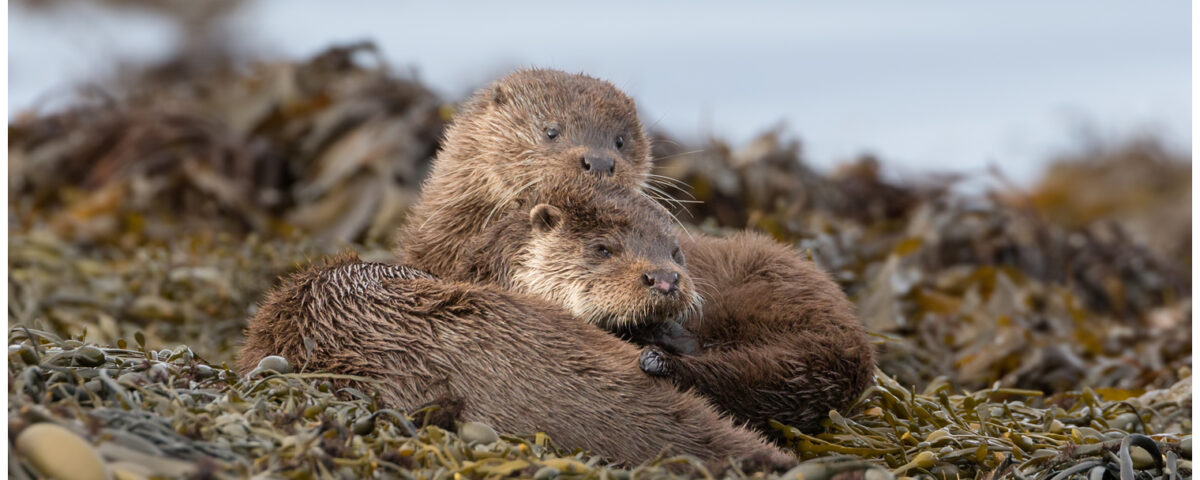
641;270;680;294
580;155;616;177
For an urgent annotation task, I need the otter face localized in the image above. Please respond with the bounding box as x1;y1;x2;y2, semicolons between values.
460;69;653;197
513;196;699;332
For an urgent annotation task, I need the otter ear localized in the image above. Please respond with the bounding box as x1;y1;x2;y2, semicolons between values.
490;85;508;106
529;204;563;233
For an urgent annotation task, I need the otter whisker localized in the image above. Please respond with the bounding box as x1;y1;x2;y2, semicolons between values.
689;278;720;297
646;179;698;202
638;190;694;240
684;289;705;327
642;184;679;204
642;172;697;197
651;149;704;163
642;185;690;214
647;194;703;205
638;174;690;200
646;175;694;194
643;185;701;219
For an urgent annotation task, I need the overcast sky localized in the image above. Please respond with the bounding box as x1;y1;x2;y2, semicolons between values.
9;1;1191;184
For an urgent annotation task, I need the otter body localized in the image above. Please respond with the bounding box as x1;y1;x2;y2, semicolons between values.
238;257;791;469
654;232;875;437
396;69;875;438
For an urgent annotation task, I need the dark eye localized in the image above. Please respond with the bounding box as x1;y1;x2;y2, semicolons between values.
672;246;684;264
615;135;625;149
595;245;612;258
545;127;559;140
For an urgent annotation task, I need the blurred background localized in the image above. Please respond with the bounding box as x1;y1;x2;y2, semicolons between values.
8;0;1193;392
6;2;1193;478
9;0;1194;392
10;0;1191;185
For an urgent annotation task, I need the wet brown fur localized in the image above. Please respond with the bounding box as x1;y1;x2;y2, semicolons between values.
665;232;875;438
397;69;651;277
396;69;876;439
237;255;793;470
451;184;700;332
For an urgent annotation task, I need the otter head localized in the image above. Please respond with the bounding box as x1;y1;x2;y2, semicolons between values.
448;69;653;200
512;191;698;332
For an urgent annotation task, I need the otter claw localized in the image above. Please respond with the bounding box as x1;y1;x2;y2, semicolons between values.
639;347;672;377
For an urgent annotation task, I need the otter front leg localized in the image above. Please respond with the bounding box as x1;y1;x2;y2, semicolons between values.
639;346;674;377
623;322;698;377
620;321;700;354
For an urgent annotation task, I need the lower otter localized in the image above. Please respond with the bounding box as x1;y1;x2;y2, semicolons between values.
239;189;794;470
396;68;875;438
457;182;872;439
237;257;792;471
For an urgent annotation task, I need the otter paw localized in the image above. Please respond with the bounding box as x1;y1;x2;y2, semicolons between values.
639;346;673;377
743;449;798;473
656;321;700;355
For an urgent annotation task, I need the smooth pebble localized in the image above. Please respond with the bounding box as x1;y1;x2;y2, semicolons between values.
459;421;499;445
16;423;106;480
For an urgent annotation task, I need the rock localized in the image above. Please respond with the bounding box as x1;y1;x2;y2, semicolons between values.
193;364;216;379
73;346;107;367
101;429;163;456
864;468;896;480
783;462;834;480
15;423;106;480
98;442;197;477
116;372;145;385
1129;445;1156;469
1072;427;1103;443
1133;377;1191;406
107;461;152;480
459;421;499;445
1110;413;1140;431
146;364;170;383
254;355;292;374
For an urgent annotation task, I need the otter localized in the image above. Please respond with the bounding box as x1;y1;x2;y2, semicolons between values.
450;183;700;333
394;68;875;439
643;232;875;438
398;69;652;278
238;252;792;469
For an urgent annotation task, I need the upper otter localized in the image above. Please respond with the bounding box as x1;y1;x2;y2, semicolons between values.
398;69;654;276
453;184;699;332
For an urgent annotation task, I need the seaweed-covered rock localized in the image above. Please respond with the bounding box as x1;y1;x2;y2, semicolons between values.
6;41;1191;479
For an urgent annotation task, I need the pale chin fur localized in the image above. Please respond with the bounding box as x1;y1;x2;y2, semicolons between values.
514;240;704;331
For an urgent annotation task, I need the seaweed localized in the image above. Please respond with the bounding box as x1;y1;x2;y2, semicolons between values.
7;43;1191;478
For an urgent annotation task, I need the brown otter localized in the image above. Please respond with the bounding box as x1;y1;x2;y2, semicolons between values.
394;68;875;439
450;183;700;333
237;256;792;471
398;69;652;278
645;232;875;439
